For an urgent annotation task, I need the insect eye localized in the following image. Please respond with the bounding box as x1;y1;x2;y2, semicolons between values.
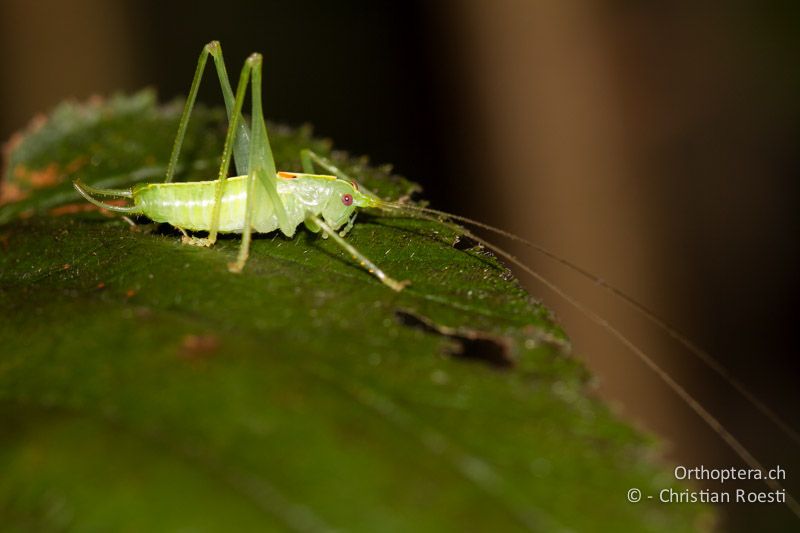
342;193;353;206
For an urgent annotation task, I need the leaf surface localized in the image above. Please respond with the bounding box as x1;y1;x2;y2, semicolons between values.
0;92;708;532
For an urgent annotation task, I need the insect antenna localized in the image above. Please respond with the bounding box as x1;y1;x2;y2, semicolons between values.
73;180;140;214
378;200;800;446
376;200;800;517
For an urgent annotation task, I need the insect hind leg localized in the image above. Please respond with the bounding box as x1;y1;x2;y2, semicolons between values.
165;41;251;184
165;41;255;251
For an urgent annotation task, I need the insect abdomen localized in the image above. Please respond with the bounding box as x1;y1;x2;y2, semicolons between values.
134;177;278;233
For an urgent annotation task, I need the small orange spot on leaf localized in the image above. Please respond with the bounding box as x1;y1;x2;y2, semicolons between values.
103;199;129;207
65;155;89;174
2;132;24;163
8;163;65;193
49;203;101;217
179;334;220;360
51;198;127;218
29;114;47;133
0;182;27;205
87;94;105;108
27;163;64;188
125;289;137;298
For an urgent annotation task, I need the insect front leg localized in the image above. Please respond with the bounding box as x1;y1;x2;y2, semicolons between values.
308;214;408;292
338;212;357;237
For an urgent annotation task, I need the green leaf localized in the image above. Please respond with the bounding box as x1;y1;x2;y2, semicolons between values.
0;91;709;532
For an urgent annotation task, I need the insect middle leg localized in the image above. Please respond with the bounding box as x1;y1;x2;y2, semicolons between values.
228;53;291;272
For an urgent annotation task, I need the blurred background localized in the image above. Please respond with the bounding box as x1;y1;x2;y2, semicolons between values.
1;1;798;530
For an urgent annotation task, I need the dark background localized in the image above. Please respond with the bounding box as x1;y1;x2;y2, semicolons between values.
1;1;798;530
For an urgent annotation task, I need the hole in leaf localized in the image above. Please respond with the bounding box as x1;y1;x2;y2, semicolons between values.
395;310;512;369
452;234;480;251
